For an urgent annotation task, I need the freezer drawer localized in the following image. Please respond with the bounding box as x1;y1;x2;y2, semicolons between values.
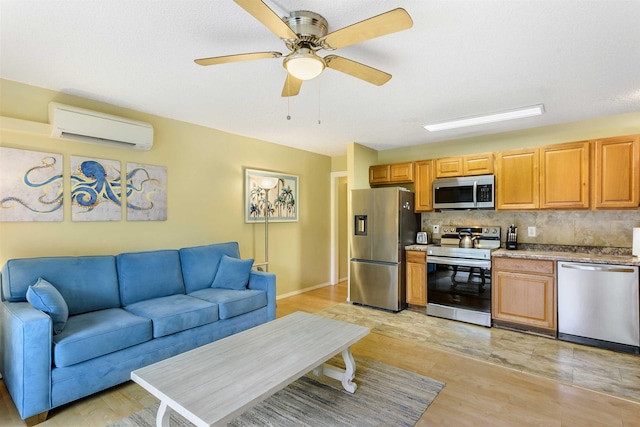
558;261;639;351
350;260;405;311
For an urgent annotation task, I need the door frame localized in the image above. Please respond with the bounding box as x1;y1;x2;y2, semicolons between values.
330;171;347;285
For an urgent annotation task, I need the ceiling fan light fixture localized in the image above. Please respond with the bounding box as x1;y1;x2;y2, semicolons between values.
284;48;325;80
424;104;545;131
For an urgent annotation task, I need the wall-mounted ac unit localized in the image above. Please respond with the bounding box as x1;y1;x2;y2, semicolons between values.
49;103;153;150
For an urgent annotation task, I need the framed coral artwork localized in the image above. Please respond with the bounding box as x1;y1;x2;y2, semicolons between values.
245;168;298;223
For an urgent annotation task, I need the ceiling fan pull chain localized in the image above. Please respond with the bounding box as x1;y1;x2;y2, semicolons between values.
317;78;321;125
287;78;292;120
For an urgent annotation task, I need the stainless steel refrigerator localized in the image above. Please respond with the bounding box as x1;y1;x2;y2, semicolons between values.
349;187;419;311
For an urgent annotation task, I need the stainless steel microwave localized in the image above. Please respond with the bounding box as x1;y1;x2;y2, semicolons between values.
432;174;495;210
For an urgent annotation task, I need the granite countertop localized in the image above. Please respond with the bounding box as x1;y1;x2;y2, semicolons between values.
405;244;640;266
492;248;640;266
405;244;429;252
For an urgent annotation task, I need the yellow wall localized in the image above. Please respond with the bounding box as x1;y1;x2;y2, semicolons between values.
337;176;348;279
0;79;332;296
377;112;640;163
331;155;347;172
347;142;378;190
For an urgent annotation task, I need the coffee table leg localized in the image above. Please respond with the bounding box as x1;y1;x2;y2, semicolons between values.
340;348;357;393
156;401;171;427
312;347;358;393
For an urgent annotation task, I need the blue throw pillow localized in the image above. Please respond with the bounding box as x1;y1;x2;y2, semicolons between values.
211;255;254;290
26;278;69;335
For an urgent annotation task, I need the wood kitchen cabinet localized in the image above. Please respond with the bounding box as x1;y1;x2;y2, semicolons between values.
369;164;391;184
496;148;540;210
406;250;426;306
463;152;494;176
434;157;463;178
593;134;640;209
492;257;556;335
414;160;434;212
435;153;494;178
540;141;590;209
369;162;414;185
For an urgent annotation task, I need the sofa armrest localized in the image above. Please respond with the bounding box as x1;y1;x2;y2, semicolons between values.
247;271;276;320
0;301;52;420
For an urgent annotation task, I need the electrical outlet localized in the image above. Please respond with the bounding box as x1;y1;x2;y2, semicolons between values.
432;224;440;234
528;226;536;237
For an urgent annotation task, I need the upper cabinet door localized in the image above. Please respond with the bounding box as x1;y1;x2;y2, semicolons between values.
496;148;540;210
389;162;414;183
594;135;640;209
435;157;463;178
369;164;390;184
414;160;433;212
463;153;494;176
369;162;414;185
540;141;590;209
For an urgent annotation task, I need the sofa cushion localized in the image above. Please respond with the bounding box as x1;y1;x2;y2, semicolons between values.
124;294;219;338
52;308;152;368
26;278;69;334
1;256;120;315
189;288;266;320
179;242;241;293
211;255;254;290
117;250;186;306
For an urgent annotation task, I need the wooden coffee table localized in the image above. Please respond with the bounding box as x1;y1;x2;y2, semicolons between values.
131;311;370;427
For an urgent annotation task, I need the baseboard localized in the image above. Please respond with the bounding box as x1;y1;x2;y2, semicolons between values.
276;281;332;300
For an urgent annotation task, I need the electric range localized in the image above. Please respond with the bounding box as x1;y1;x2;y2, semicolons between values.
425;225;501;327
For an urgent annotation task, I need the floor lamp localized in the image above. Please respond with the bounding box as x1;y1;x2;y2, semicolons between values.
260;177;279;272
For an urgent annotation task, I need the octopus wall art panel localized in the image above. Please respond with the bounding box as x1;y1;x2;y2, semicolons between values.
126;162;167;221
0;147;64;222
70;156;122;221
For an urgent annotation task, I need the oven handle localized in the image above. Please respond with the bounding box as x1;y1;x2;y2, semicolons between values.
427;255;491;269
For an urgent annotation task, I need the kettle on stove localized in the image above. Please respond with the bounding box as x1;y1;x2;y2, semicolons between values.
458;231;478;248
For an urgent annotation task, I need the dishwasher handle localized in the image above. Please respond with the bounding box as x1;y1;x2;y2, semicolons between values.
560;263;636;273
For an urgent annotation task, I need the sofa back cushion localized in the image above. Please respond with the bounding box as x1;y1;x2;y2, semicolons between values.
1;256;120;315
179;242;241;293
117;250;185;306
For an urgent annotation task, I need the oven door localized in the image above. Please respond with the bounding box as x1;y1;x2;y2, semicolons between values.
426;256;492;314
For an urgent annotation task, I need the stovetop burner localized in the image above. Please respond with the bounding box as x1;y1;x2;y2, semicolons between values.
430;225;501;260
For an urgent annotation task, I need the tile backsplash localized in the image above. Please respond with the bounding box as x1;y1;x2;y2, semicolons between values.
421;210;640;248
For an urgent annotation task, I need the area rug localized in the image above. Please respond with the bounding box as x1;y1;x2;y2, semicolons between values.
318;303;640;403
110;356;444;427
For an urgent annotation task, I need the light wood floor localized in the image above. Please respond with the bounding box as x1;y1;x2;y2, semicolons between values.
1;282;639;426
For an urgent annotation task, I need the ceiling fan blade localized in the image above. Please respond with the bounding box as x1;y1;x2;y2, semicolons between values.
325;55;391;86
194;51;282;66
281;73;303;97
233;0;298;40
320;8;413;49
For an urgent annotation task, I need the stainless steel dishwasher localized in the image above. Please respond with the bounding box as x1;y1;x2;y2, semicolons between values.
558;261;639;354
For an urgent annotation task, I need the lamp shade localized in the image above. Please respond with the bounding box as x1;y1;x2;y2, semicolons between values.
283;48;325;80
260;177;279;190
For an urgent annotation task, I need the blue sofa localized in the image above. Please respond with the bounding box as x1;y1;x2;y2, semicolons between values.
0;242;276;424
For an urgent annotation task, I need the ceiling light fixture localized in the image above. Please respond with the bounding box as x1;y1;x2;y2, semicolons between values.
424;104;545;132
283;47;325;80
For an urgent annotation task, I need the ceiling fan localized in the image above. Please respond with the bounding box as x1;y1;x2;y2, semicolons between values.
194;0;413;97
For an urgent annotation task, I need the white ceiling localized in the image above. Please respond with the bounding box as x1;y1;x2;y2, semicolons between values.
1;0;639;157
